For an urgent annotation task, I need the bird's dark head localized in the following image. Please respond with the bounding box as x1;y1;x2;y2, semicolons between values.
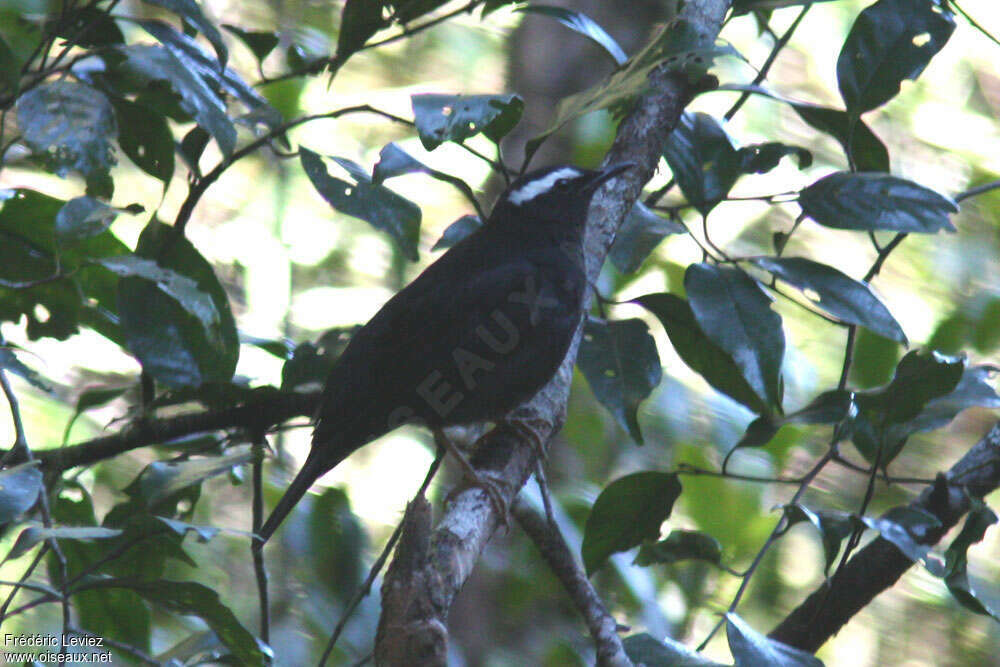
494;163;635;219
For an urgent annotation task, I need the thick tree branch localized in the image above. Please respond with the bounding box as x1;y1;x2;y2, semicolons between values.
770;420;1000;652
374;1;732;663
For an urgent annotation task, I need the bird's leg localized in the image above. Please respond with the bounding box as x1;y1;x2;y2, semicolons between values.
433;427;510;526
498;409;550;460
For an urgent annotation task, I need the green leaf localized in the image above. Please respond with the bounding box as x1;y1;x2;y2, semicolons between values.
62;385;129;445
837;0;955;114
634;292;767;414
726;613;824;666
0;346;53;392
222;24;279;62
863;350;965;424
112;97;175;186
8;525;122;561
310;488;367;597
791;103;889;172
942;499;1000;620
663;112;739;215
905;365;1000;433
280;341;331;391
634;529;723;567
576;316;662;444
0;462;43;524
336;0;386;64
431;214;482;251
582;471;681;575
52;6;125;47
516;5;627;65
609;201;685;273
141;0;229;70
55;196;117;244
115;44;235;156
411;93;524;150
15;81;117;191
623;633;727;666
300;146;421;261
799;172;957;233
751;256;906;343
736;141;812;174
862;506;941;568
782;504;858;574
783;390;854;426
85;577;268;666
126;446;254;506
117;220;239;387
156;516;223;542
685;264;785;411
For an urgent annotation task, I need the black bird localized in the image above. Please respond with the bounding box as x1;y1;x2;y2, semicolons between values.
257;163;633;545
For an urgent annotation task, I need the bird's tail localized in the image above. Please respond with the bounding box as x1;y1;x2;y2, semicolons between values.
255;446;346;549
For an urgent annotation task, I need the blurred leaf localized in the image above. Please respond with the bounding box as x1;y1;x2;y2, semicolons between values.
516;5;627;65
799;172;957;233
223;24;278;62
310;487;367;597
791;103;889;172
685;264;785;411
372;142;482;214
411;93;524;150
972;298;1000;353
118;220;239;387
53;6;125;47
8;525;122;561
0;463;43;524
635;292;767;414
623;633;727;666
860;350;964;424
432;214;482;251
576;316;662;444
732;0;839;15
905;365;1000;432
943;499;1000;620
609;202;685;273
336;0;386;64
726;613;824;666
392;0;450;23
179;126;210;175
85;577;268;666
837;0;954;114
15;81;117;193
141;0;228;70
582;471;681;575
850;328;899;389
751;256;906;343
783;504;857;574
126;446;253;506
62;385;128;445
241;333;292;359
300;146;421;261
0;346;53;392
281;341;330;391
55;197;117;244
862;506;941;568
736;141;811;173
634;529;723;567
156;516;223;542
112;97;175;186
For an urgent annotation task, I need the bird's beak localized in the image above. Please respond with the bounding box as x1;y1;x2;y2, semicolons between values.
583;162;636;192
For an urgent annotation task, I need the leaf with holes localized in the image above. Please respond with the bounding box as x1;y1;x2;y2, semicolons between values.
837;0;955;114
582;471;681;575
799;172;957;233
300;147;421;261
609;201;685;274
411;93;524;150
685;264;785;411
577;316;662;444
112;97;174;186
751;256;906;343
634;292;768;414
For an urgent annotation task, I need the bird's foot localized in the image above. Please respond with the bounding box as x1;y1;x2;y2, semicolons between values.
499;409;550;460
434;428;511;528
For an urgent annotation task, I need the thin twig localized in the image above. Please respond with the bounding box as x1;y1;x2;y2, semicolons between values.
251;435;269;643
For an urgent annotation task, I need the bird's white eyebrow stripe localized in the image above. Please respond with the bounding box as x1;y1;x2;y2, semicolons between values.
507;168;582;205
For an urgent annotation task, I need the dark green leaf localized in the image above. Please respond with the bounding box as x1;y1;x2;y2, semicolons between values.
310;488;367;597
906;365;1000;433
112;97;175;186
15;81;117;188
582;471;681;575
634;292;767;414
156;516;223;542
734;415;780;448
783;504;857;574
179;126;211;175
516;5;627;65
609;202;685;274
863;350;965;424
412;93;524;150
862;506;941;568
8;525;122;561
0;463;43;524
784;390;854;426
726;613;824;666
336;0;386;63
577;316;662;444
943;499;1000;620
300;146;421;261
372;141;432;182
241;333;292;359
223;24;279;62
634;530;723;567
391;0;450;24
141;0;228;70
431;214;482;251
55;196;117;244
791;103;889;172
117;220;239;387
622;633;727;666
53;6;125;47
685;264;785;410
663;112;739;215
799;172;957;233
736;141;812;173
751;256;906;343
837;0;955;114
0;347;53;392
115;44;235;156
86;577;268;666
281;341;330;391
126;446;254;506
62;385;129;445
732;0;839;15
